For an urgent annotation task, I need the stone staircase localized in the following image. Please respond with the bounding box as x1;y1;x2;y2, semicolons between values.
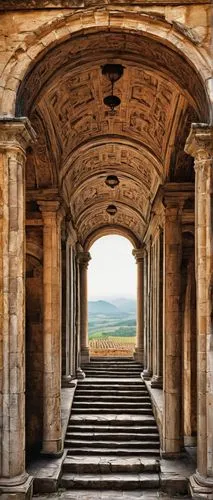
81;356;144;378
61;357;160;490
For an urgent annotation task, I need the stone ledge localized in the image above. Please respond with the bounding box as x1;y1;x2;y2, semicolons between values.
160;456;195;496
144;379;163;443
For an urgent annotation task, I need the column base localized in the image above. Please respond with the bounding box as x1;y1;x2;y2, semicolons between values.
0;473;33;499
142;368;152;380
62;375;76;388
76;367;86;379
161;438;183;458
151;374;163;389
134;348;144;364
190;472;213;499
80;347;90;364
41;438;63;457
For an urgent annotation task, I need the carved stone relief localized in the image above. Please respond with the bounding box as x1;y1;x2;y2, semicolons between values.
17;32;207;121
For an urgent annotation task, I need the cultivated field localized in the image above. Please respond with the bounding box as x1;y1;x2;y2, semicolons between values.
89;336;135;357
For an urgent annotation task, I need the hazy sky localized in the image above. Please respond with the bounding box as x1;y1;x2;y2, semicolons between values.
88;235;137;300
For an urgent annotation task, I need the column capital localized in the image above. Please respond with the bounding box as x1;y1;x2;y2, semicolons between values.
163;183;194;211
38;200;66;222
0;117;36;152
132;248;145;263
185;123;213;161
38;200;61;213
77;251;91;269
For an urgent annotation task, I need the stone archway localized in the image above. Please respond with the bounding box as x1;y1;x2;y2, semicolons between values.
0;4;212;498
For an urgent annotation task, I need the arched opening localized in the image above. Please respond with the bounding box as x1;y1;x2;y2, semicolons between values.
0;5;212;497
88;235;137;358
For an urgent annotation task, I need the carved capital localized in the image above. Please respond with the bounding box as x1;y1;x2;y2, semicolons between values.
132;248;145;264
38;200;65;226
0;117;36;154
38;200;61;213
77;251;91;269
185;123;213;162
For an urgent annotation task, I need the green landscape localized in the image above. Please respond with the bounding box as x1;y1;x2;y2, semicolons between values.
88;298;136;356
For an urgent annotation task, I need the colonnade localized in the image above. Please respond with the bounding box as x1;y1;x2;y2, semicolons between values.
0;119;212;499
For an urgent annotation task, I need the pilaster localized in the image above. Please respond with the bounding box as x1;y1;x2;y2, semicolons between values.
0;118;36;498
185;124;213;499
38;200;64;456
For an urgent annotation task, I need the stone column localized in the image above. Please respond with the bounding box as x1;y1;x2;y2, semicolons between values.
0;118;36;497
185;124;213;498
143;243;153;379
38;201;63;456
77;251;91;365
62;238;72;386
133;248;144;364
162;201;182;455
151;229;163;388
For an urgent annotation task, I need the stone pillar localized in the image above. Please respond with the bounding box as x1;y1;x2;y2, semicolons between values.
38;201;63;456
185;124;213;498
0;118;36;498
162;201;182;455
133;248;144;364
151;229;163;388
77;251;91;365
62;238;72;386
143;243;153;379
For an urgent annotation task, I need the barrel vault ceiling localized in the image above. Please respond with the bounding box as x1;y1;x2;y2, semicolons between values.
21;31;202;247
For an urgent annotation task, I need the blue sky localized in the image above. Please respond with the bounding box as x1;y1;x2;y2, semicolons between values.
88;235;137;300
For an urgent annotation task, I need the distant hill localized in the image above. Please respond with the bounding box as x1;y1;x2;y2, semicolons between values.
110;298;136;313
88;300;119;315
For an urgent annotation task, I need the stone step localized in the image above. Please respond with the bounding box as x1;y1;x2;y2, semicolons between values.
90;357;134;361
60;472;160;490
82;365;143;369
61;472;159;490
71;409;153;415
72;401;152;409
75;390;146;395
76;384;145;390
79;372;143;380
65;439;160;449
77;380;143;385
66;447;160;456
83;368;141;372
63;456;160;474
67;424;158;433
83;368;143;372
65;432;159;441
69;414;156;424
74;395;149;402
